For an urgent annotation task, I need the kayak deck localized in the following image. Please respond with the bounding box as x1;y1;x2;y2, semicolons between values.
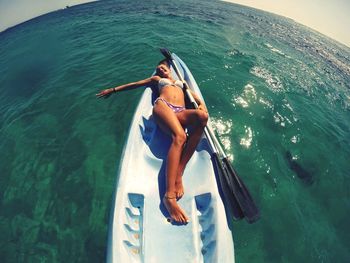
107;55;234;263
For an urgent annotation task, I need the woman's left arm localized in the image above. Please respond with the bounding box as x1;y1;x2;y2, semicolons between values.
96;76;158;99
189;90;207;112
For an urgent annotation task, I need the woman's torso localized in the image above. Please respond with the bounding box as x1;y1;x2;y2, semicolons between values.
157;78;185;106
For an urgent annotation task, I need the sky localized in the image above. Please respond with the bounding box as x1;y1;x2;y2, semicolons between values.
0;0;96;32
0;0;349;47
223;0;350;47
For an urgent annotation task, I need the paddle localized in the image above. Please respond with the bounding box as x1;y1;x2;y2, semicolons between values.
160;48;260;223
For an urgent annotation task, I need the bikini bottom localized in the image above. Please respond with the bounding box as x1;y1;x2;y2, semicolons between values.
154;97;186;113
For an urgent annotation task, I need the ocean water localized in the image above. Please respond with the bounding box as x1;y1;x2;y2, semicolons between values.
1;0;349;262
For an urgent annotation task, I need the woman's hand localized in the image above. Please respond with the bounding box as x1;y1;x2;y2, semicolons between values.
96;88;114;99
198;104;207;113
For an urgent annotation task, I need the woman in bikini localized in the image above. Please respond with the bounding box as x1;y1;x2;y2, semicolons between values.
96;59;208;224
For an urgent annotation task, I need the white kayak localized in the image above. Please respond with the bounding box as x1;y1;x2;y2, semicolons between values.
107;54;235;263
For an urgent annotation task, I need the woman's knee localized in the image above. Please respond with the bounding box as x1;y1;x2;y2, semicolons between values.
196;110;208;127
172;131;187;146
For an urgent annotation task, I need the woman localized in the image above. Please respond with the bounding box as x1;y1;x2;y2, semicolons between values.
96;59;208;224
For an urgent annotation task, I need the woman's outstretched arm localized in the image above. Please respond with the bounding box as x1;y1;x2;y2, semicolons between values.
96;76;159;98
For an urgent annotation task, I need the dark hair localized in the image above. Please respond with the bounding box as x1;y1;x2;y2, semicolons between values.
158;59;169;67
156;59;170;76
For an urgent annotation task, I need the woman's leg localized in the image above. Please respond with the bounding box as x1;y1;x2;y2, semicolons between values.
153;102;190;223
174;109;208;199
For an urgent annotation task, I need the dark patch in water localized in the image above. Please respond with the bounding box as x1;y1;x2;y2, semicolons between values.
37;224;58;245
59;136;87;174
286;151;314;185
4;64;48;98
56;176;93;210
84;230;106;262
0;139;16;203
0;197;33;218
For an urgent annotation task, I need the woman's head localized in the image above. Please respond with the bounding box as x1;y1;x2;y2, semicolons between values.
156;59;171;77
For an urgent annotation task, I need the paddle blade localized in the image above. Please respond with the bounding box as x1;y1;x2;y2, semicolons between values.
212;153;244;221
222;158;260;223
160;48;172;60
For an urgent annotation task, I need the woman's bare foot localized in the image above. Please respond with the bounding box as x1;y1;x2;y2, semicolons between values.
163;194;189;224
175;178;184;200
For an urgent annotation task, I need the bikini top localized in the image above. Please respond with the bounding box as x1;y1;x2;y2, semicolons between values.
158;78;183;92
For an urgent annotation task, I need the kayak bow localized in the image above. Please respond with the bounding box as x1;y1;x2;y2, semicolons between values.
107;53;235;263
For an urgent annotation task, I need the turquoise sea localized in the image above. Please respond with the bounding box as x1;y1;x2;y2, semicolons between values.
1;0;349;262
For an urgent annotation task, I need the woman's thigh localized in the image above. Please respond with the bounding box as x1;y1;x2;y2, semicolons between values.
175;109;206;127
153;101;185;136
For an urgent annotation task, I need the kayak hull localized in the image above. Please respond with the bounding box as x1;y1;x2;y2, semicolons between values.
107;54;235;263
